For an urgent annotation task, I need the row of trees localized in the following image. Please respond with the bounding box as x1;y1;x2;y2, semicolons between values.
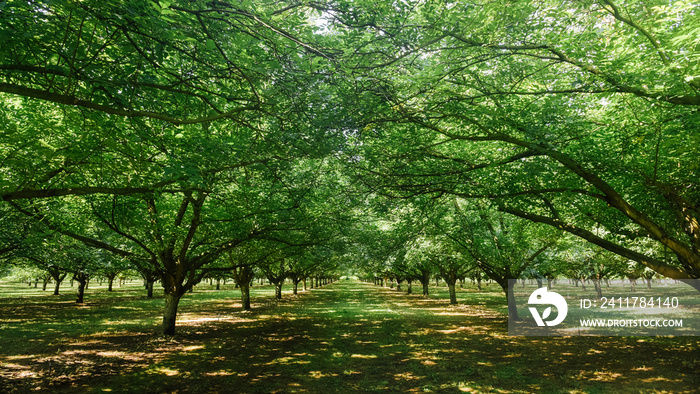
338;0;699;289
1;0;698;333
354;196;664;319
4;230;343;304
0;0;354;335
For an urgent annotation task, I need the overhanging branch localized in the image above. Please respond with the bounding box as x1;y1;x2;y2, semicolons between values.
0;82;260;125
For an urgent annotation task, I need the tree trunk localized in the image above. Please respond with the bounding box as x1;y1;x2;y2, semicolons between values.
75;272;89;304
303;277;307;291
76;282;85;303
53;277;62;296
407;279;412;295
146;279;155;298
444;273;458;305
293;281;299;295
421;270;430;296
162;292;182;336
107;274;116;292
275;284;282;300
593;278;603;298
502;281;520;321
232;266;254;311
239;281;251;311
448;283;457;305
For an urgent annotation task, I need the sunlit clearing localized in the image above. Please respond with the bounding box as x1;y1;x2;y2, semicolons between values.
395;372;423;381
309;370;338;379
350;354;377;359
154;367;179;376
204;370;236;377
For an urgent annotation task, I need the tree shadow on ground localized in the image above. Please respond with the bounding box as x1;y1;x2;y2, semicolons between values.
1;281;699;393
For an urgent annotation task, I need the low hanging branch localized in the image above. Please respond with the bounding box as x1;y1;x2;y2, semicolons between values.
0;82;260;125
6;201;136;259
498;204;695;280
0;184;188;201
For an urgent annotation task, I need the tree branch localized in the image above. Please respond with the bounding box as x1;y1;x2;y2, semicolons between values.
0;82;260;124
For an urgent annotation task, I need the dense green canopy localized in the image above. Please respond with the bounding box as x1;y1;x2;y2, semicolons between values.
1;0;699;333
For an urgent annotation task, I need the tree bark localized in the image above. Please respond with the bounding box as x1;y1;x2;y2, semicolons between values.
232;266;254;311
162;292;182;336
107;273;118;292
50;271;67;296
502;281;521;321
443;271;458;305
275;284;282;300
146;279;155;298
74;272;89;304
420;270;430;296
240;281;251;311
448;283;457;305
53;276;64;296
593;279;603;298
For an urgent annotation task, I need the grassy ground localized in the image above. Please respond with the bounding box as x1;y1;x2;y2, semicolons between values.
1;279;699;393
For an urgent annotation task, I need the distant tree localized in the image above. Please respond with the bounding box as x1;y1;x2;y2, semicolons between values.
442;200;561;321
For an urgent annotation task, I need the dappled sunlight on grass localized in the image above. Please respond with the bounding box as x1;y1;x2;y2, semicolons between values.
152;366;180;376
1;280;699;392
349;353;377;359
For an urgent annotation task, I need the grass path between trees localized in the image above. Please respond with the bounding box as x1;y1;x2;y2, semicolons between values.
1;280;699;393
